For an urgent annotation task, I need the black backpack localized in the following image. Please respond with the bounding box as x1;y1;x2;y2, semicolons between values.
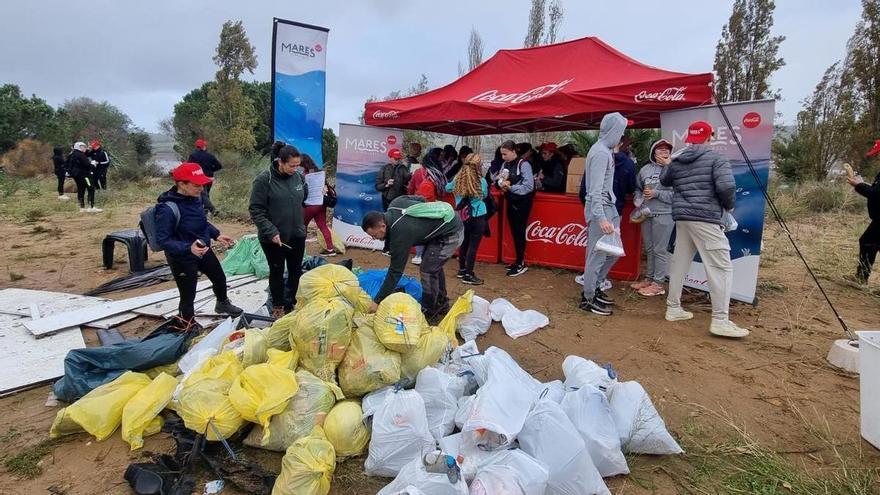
139;202;180;252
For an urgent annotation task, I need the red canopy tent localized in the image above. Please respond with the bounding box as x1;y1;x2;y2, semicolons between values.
364;36;713;135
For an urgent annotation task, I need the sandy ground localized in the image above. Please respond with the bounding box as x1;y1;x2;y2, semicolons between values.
0;196;878;495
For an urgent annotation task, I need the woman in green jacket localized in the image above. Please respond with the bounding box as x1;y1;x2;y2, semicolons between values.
249;145;308;317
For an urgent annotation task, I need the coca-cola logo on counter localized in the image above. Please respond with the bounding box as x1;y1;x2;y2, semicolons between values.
526;220;588;247
372;110;400;120
346;234;376;245
468;79;574;105
634;86;687;103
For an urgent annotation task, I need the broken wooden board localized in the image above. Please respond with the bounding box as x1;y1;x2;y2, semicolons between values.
0;288;107;320
132;274;257;318
82;312;140;329
195;279;270;316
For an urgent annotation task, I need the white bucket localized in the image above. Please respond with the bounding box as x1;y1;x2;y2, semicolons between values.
858;331;880;450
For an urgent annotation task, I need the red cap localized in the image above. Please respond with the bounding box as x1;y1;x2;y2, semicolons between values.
685;121;713;144
867;139;880;157
388;148;402;159
195;138;207;149
90;140;100;149
542;142;558;152
171;162;213;185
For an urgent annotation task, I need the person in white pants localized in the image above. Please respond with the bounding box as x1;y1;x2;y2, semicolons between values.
658;121;748;338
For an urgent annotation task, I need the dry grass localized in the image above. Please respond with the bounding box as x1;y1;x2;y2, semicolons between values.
0;139;53;178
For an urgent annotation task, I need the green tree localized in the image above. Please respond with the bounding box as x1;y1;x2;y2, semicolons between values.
241;81;272;153
166;81;213;157
0;84;56;152
463;27;485;152
840;0;880;173
322;127;337;168
713;0;785;102
772;131;812;182
523;0;564;48
128;130;153;166
204;20;259;153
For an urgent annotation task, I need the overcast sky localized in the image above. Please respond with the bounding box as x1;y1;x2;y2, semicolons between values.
0;0;863;136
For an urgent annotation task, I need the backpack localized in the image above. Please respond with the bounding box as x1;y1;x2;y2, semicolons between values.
140;202;180;252
388;201;456;239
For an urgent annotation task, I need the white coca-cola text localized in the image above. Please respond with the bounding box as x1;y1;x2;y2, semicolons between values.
468;79;574;105
346;234;376;244
372;110;400;120
526;220;588;247
634;86;687;103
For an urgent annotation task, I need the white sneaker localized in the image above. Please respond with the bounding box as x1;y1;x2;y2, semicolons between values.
665;306;694;321
574;274;584;285
92;207;103;213
709;319;750;338
412;255;422;265
58;194;70;200
79;207;87;213
600;279;612;291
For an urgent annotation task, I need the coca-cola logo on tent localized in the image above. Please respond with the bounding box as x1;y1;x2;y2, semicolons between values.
468;79;574;105
526;220;588;247
372;110;400;120
634;86;687;103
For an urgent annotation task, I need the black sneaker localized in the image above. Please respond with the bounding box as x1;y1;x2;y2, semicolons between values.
595;289;615;306
215;299;244;316
456;269;467;278
462;273;484;285
506;264;528;277
579;296;613;316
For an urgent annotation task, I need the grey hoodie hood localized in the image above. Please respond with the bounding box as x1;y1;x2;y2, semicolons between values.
598;112;628;148
674;144;712;164
648;139;672;165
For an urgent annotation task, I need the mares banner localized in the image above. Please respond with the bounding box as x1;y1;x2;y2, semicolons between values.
272;18;328;165
660;99;775;304
333;123;404;250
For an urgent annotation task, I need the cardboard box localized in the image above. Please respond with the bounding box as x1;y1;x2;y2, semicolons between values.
566;157;586;194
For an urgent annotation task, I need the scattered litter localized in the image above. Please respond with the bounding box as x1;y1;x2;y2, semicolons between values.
488;298;549;339
204;479;224;494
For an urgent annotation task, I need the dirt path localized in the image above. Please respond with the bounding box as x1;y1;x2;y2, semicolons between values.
0;192;878;494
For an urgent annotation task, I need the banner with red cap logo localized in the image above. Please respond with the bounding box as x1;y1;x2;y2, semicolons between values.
272;18;328;165
660;99;775;304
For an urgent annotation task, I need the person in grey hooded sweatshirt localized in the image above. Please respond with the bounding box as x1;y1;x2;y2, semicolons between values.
659;121;748;338
580;112;627;316
631;139;675;297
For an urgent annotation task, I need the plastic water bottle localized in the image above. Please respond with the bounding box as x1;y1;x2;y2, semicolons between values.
422;451;461;484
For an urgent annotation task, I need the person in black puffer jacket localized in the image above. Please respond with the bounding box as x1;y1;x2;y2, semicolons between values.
156;162;242;323
188;138;223;214
52;147;69;200
659;121;746;339
849;139;880;283
67;142;100;212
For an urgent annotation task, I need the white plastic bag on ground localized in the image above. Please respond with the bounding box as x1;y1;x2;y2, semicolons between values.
608;381;683;455
362;386;395;420
365;389;437;477
416;367;467;440
561;355;616;392
469;449;550;495
462;347;541;451
517;399;610;495
377;457;468;495
595;230;625;257
540;380;566;404
487;299;549;339
457;296;491;342
560;385;629;477
454;395;474;431
178;317;239;377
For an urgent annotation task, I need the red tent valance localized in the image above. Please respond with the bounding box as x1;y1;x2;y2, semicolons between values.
364;36;713;135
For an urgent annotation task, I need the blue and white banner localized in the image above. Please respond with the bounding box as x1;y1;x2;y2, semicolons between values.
272;19;328;165
661;99;775;304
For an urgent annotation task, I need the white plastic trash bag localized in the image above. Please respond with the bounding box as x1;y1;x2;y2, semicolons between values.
416;367;467;440
487;298;549;339
454;395;474;431
517;399;610;495
365;389;437;477
608;381;683;455
540;380;566;404
437;432;503;483
562;355;616;392
178;317;239;377
469;449;550;495
594;230;625;257
722;210;738;232
560;385;629;477
377;457;468;495
362;385;395;420
457;295;491;342
462;347;541;451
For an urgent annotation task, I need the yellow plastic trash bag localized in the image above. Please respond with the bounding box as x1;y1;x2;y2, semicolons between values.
176;378;244;441
242;328;271;366
264;316;294;351
400;291;472;381
273;426;336;495
289;298;354;382
121;372;179;450
296;264;372;311
49;371;151;441
374;292;426;353
323;400;370;457
338;323;401;397
316;228;347;255
144;361;180;379
267;348;299;371
244;370;344;451
229;363;299;444
182;350;242;390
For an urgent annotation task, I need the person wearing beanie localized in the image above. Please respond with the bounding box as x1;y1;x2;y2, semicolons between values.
375;148;412;211
847;139;880;283
187;138;223;214
631;139;675;297
156;162;242;323
660;120;746;338
67;142;101;213
52;147;69;200
536;142;567;193
87;140;111;190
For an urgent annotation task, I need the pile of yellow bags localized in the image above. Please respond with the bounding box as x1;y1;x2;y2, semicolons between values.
338;317;401;397
273;426;336;495
295;264;372;311
175;351;244;441
288;298;355;382
228;362;299;444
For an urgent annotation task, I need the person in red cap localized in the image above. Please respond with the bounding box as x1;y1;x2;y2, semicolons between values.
847;139;880;283
659;120;748;338
86;140;111;190
376;148;412;211
155;162;241;323
187;138;223;214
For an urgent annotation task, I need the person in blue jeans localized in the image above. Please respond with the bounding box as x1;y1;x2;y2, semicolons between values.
446;152;489;285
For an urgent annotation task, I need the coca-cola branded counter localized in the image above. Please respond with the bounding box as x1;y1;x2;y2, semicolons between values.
499;192;642;280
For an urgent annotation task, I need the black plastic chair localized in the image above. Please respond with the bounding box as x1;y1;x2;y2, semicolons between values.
103;229;148;272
